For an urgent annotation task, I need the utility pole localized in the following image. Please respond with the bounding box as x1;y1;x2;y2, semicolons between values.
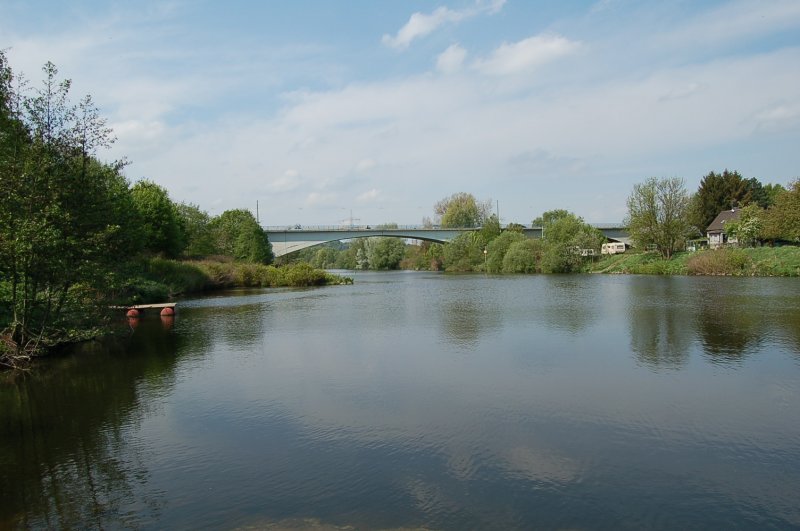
256;200;259;223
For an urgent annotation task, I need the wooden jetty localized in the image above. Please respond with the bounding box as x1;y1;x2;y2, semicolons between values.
112;303;177;316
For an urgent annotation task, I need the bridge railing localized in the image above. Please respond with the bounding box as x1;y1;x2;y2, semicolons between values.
263;223;625;232
263;224;451;231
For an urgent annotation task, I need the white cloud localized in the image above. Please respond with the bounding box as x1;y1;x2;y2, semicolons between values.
437;43;468;74
305;192;338;207
355;159;377;173
658;83;701;102
270;169;302;192
8;1;797;226
473;34;581;76
382;0;506;50
658;0;800;50
753;104;800;132
356;188;381;203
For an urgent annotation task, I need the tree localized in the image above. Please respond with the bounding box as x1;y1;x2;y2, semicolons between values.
0;54;137;360
626;177;691;259
763;180;800;242
485;231;525;273
434;192;490;228
502;239;543;273
365;237;406;270
532;209;571;228
442;232;485;271
763;183;787;207
209;209;273;263
310;247;338;269
131;180;185;257
177;203;215;256
724;204;764;247
536;211;604;273
479;214;501;243
688;170;767;231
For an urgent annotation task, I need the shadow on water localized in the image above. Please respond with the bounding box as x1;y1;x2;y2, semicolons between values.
537;276;598;333
439;296;501;348
0;318;184;529
627;277;692;370
695;294;761;366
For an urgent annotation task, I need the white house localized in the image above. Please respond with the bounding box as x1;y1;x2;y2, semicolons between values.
706;208;741;249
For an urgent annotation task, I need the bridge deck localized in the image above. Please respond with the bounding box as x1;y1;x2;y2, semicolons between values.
264;224;628;258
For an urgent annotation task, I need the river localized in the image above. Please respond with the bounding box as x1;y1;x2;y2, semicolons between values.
2;272;800;530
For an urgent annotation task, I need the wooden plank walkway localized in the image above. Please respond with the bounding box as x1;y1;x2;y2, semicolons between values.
111;303;177;311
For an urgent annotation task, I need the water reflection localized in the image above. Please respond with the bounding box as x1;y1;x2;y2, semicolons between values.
538;276;598;333
695;296;761;365
439;297;500;347
3;275;800;529
0;319;182;528
627;277;692;369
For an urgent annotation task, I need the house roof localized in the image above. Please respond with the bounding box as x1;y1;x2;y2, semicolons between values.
706;208;741;233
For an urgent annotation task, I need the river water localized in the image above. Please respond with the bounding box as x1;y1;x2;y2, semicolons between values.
2;272;800;530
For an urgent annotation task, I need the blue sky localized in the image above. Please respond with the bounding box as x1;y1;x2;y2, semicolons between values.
2;0;799;225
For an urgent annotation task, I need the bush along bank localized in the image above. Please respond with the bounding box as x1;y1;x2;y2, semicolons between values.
591;247;800;276
120;259;353;304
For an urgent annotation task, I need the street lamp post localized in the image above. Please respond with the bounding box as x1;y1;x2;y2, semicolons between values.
483;247;488;273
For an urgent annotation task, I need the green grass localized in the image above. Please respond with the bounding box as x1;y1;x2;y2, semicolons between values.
591;250;691;275
591;246;800;276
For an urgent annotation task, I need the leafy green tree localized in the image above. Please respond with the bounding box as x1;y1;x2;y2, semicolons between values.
434;192;490;228
763;180;800;242
485;231;525;273
365;237;406;270
310;247;338;269
724;204;764;247
535;210;604;272
209;209;273;263
763;183;786;207
626;177;691;259
355;247;369;269
532;209;571;228
131;180;185;257
479;214;502;242
177;203;215;256
688;170;768;231
502;239;543;273
442;232;485;271
0;55;137;360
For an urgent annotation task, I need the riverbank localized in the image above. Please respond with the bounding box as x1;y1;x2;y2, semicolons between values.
591;246;800;276
1;260;351;368
123;258;352;304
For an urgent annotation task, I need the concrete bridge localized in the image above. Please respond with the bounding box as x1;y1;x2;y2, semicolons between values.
265;224;629;258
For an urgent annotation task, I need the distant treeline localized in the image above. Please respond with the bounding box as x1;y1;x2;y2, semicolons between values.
289;175;800;275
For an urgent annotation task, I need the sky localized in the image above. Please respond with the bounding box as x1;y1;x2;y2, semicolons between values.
2;0;799;226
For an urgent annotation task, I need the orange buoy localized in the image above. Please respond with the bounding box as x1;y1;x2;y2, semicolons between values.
126;308;140;317
160;307;175;316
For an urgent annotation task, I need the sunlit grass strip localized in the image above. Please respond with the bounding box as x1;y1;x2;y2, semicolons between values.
592;247;800;276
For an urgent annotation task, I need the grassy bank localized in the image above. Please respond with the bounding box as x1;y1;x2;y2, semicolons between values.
121;259;352;304
591;246;800;276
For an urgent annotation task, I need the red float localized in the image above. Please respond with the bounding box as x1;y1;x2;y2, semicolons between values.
160;307;175;316
126;308;140;317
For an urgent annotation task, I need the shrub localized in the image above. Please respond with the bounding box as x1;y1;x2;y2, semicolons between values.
686;248;752;276
502;239;543;273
